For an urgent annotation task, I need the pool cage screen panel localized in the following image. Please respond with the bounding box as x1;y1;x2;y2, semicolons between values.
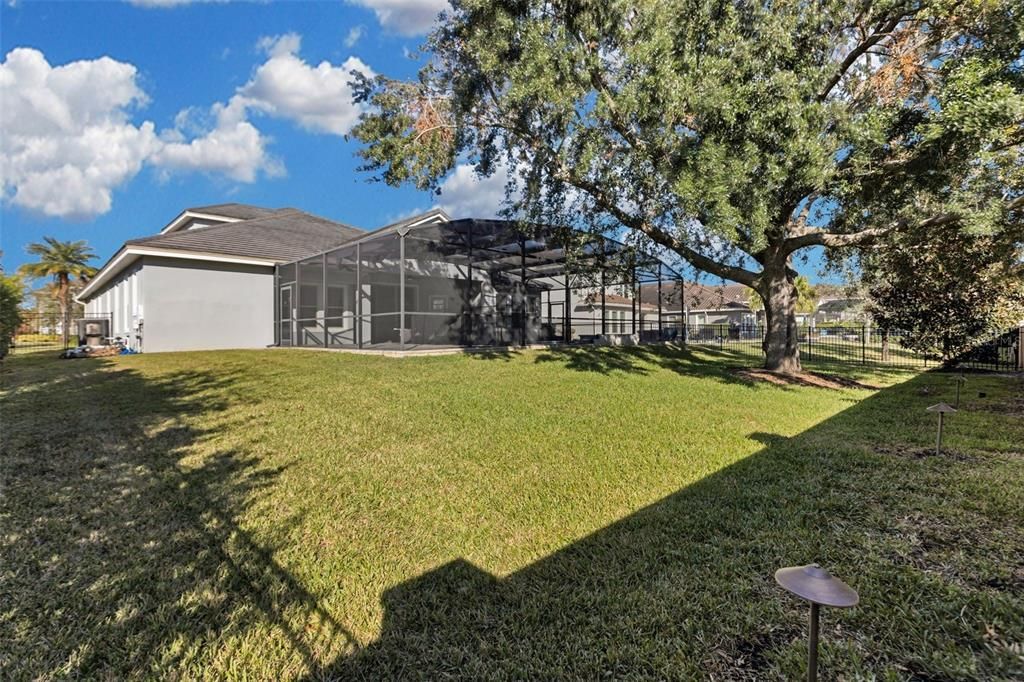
275;219;685;351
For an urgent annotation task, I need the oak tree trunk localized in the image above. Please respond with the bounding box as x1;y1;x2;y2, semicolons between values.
760;269;802;373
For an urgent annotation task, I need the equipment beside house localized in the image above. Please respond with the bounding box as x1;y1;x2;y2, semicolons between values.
76;317;110;347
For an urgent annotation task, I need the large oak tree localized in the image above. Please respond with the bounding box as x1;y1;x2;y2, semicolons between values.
351;0;1024;372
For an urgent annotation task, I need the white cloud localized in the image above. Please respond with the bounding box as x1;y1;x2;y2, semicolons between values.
0;48;159;219
255;32;302;58
437;162;513;218
1;38;376;220
345;25;365;48
351;0;448;36
229;33;374;136
436;158;593;220
0;47;278;220
153;101;282;182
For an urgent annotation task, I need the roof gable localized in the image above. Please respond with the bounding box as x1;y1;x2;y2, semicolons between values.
184;203;283;220
160;203;288;234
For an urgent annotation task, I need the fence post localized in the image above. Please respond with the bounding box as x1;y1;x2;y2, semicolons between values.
1018;324;1024;371
861;326;866;365
808;327;812;359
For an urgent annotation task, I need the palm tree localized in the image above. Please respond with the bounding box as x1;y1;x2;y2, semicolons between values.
19;237;97;348
749;276;817;315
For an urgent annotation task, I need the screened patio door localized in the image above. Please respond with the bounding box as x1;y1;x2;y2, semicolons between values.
547;300;564;341
280;285;295;346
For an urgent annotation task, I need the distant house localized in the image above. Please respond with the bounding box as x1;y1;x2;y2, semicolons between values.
638;281;868;328
571;291;659;339
639;282;776;327
813;296;866;324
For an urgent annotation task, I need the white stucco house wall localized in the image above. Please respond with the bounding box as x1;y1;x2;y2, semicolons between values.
77;203;373;353
568;291;659;339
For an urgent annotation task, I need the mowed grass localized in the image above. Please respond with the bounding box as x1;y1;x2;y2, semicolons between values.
1;346;1022;680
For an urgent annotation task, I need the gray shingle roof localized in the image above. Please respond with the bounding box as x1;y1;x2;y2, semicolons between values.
640;282;752;309
184;203;287;221
580;292;657;310
127;210;365;262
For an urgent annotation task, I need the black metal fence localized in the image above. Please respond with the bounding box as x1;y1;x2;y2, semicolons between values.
283;309;1021;371
10;312;113;353
670;323;1022;372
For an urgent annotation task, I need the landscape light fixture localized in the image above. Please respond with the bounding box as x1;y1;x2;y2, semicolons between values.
926;402;957;455
775;563;859;682
954;374;967;408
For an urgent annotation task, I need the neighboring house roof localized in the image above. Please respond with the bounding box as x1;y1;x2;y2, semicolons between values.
812;284;851;300
579;292;657;310
79;208;364;303
639;281;752;311
692;300;750;312
816;297;863;313
638;279;872;318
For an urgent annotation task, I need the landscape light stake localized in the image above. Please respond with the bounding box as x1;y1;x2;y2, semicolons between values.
926;403;957;455
775;563;859;682
954;374;967;408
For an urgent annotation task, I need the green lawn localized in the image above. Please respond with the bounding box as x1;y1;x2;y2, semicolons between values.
1;346;1021;679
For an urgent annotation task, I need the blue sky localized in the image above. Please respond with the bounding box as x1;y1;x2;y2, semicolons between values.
1;0;833;282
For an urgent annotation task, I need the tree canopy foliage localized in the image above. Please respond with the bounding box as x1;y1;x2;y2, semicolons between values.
863;220;1024;359
0;263;25;359
352;0;1024;371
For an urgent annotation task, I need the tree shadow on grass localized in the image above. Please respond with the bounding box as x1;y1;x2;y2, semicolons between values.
319;371;1023;680
479;342;923;389
0;356;356;678
464;346;518;361
531;343;765;382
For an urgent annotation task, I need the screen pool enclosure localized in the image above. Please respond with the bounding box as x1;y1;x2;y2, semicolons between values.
275;219;686;351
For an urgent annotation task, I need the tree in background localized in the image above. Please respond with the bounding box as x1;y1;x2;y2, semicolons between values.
748;276;817;315
30;280;87;331
19;237;97;349
795;277;818;315
352;0;1023;372
862;219;1024;360
0;257;25;359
